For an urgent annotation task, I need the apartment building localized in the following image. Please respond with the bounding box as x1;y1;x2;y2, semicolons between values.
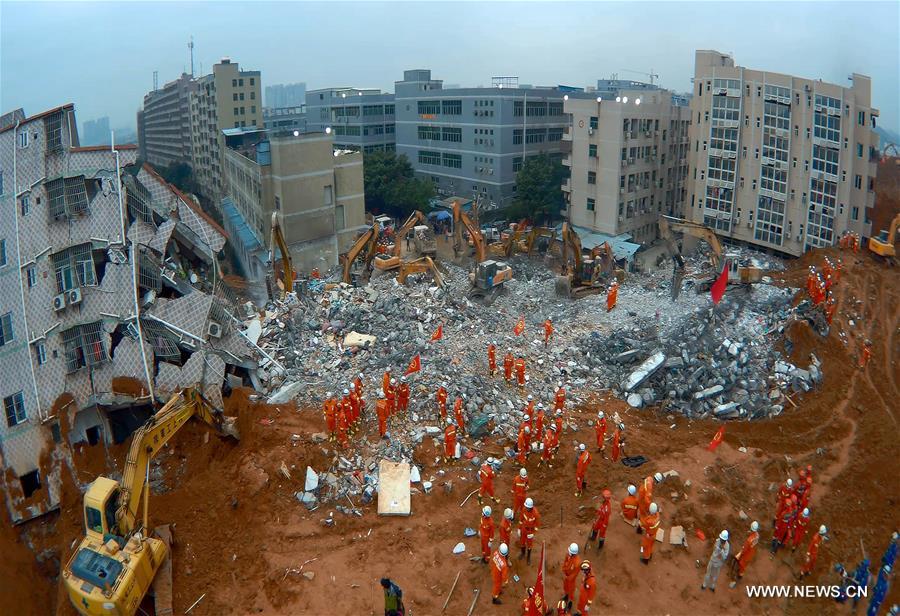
264;105;307;136
266;82;306;108
305;88;396;153
563;88;691;245
395;69;594;210
137;73;197;169
0;104;258;522
685;50;879;256
222;129;366;280
190;58;263;202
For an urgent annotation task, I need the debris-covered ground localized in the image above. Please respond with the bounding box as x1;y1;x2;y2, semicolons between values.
2;245;898;616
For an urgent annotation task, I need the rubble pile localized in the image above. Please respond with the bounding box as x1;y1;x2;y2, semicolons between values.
248;249;819;447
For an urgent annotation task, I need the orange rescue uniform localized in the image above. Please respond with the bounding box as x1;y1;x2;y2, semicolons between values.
544;320;554;345
577;570;597;613
454;398;466;434
397;382;410;412
554;387;566;411
436;386;448;421
592;498;612;539
515;358;526;387
382;371;392;396
499;516;512;546
640;511;660;560
575;450;591;493
480;515;495;559
444;424;457;459
504;352;515;381
511;475;529;518
595;417;607;451
611;429;623;462
478;463;496;500
800;533;823;575
621;493;639;521
518;507;540;549
488;344;497;376
490;549;510;599
376;399;389;438
324;398;337;435
638;475;656;517
562;553;580;600
736;530;760;576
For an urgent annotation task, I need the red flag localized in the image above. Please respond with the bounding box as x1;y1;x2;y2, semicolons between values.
404;354;421;375
513;315;525;336
533;542;546;614
710;260;729;305
430;323;443;342
707;426;725;452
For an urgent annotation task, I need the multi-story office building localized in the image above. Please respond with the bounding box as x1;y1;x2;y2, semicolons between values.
266;82;306;109
305;88;396;153
563;88;690;245
0;104;257;522
685;50;879;256
190;58;263;202
222;129;366;280
264;105;307;136
138;73;197;169
395;69;593;210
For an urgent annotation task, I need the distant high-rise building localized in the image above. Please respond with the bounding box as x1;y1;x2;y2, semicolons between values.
189;58;263;203
81;116;110;146
305;87;395;153
395;69;595;210
137;73;196;169
265;82;306;108
563;88;690;248
685;50;879;256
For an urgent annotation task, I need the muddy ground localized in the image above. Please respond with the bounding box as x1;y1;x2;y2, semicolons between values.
1;247;897;616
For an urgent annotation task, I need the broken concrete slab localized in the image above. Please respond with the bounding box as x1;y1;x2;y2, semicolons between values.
344;331;377;348
377;460;411;516
669;525;687;546
269;380;305;404
623;351;666;392
305;467;319;492
694;385;724;400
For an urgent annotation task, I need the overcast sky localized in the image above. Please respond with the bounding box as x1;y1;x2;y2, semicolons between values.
2;1;898;135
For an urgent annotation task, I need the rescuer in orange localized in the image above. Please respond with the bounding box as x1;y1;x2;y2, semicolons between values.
478;459;499;504
640;502;661;563
544;317;554;346
348;384;361;432
323;393;337;440
790;507;811;550
577;560;597;613
554;410;563;435
518;498;541;564
504;348;515;382
799;526;827;577
516;425;531;466
729;521;760;587
611;423;625;462
488;342;497;376
859;339;872;368
354;372;364;399
515;357;526;387
638;472;664;519
575;444;591;497
479;506;495;562
444;420;457;462
491;543;510;604
376;393;389;439
511;468;529;519
336;404;349;448
436;384;448;422
534;404;545;440
772;494;798;554
594;411;607;453
454;396;466;436
621;484;640;531
386;378;397;415
590;489;613;550
539;426;555;467
382;368;392;397
562;543;580;607
397;376;410;413
774;478;794;524
499;508;513;547
554;382;566;411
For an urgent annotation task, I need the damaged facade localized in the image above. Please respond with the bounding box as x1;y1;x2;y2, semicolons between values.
0;104;260;523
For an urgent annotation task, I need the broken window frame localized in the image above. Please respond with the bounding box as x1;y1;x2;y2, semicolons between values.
51;243;96;293
139;318;183;363
137;249;162;293
60;322;107;373
46;176;90;220
124;175;155;225
45;112;64;152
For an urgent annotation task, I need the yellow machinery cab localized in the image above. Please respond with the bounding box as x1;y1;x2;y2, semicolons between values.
62;478;167;616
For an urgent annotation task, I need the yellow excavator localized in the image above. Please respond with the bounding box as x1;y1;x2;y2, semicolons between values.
452;201;513;304
339;221;381;284
555;222;620;299
868;212;899;263
489;219;529;258
62;389;238;616
397;256;444;287
522;226;557;255
658;215;763;299
373;210;428;272
270;212;295;298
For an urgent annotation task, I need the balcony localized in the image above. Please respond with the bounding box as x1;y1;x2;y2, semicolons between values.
561;179;571;192
562;127;572;142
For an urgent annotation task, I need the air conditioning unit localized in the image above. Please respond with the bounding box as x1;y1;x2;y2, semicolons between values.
53;293;67;312
68;288;83;306
488;169;494;175
207;321;223;339
588;127;594;135
628;157;635;164
747;222;752;228
619;187;625;194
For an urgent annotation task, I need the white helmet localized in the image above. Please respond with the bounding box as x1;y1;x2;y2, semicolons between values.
538;403;544;410
786;478;794;488
598;411;604;419
379;392;386;399
401;375;406;382
499;543;509;556
492;341;497;346
719;530;729;542
349;383;355;390
547;316;552;322
326;391;333;398
751;521;760;532
555;410;562;416
654;472;663;483
390;378;396;385
520;468;528;478
507;347;512;352
568;543;579;556
486;457;494;465
358;372;364;379
819;525;827;535
525;498;534;509
504;508;513;519
343;388;350;395
579;443;586;451
483;506;492;517
524;414;531;421
627;484;637;496
801;508;810;517
557;382;563;388
527;394;533;401
549;424;557;431
649;502;658;514
524;426;530;433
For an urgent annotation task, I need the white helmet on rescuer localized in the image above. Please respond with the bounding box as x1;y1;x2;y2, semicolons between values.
568;543;579;556
719;530;729;542
500;543;509;556
520;468;528;478
504;508;513;520
524;498;534;509
649;502;658;514
627;484;637;496
483;506;492;517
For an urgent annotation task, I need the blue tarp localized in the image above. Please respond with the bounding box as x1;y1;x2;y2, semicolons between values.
558;223;642;262
429;210;452;221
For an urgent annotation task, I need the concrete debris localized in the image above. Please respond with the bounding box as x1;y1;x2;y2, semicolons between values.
669;525;687;546
623;351;666;392
453;542;466;554
305;467;319;492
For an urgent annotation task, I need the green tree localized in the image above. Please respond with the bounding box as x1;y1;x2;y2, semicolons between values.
509;154;566;224
160;161;198;195
364;151;434;217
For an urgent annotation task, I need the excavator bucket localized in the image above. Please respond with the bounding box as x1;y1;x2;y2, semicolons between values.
219;416;240;440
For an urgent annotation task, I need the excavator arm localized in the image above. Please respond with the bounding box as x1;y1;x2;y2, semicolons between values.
503;219;528;257
453;201;486;262
659;216;727;299
560;222;584;276
116;389;237;535
340;222;381;283
868;212;900;259
398;256;444;287
270;212;295;298
391;210;427;257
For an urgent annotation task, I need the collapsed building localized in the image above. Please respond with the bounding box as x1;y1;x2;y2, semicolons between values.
0;105;263;523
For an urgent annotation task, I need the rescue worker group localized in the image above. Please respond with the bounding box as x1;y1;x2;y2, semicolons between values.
318;317;894;615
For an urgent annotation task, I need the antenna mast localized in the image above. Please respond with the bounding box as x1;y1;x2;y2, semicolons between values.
188;36;195;77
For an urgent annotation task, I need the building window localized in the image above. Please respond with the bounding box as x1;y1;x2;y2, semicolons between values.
442;153;462;169
589;144;597;157
335;204;345;230
858;111;865;126
442;100;462;115
51;243;96;292
418;150;441;166
851;206;859;220
323;185;333;206
0;239;5;267
513;130;523;145
0;312;13;347
441;127;462;142
250;78;255;86
46;176;89;219
417;126;441;141
418;100;440;115
26;266;36;288
250;91;256;100
251;106;256;114
234;107;239;115
238;78;244;86
34;341;46;366
4;392;26;427
17;131;28;148
61;321;107;373
547;128;563;142
854;174;862;189
589;116;598;130
588;171;596;185
586;198;595;211
20;194;30;216
232;79;237;87
513;157;523;172
233;93;238;101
